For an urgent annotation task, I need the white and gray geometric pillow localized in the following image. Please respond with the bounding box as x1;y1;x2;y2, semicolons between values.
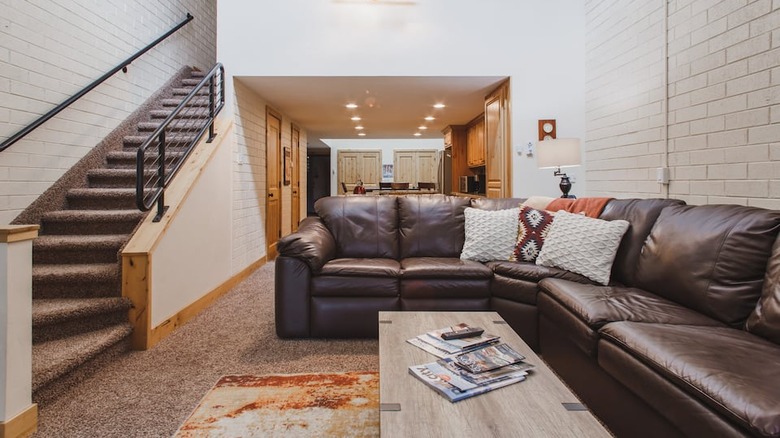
536;210;630;285
460;207;520;262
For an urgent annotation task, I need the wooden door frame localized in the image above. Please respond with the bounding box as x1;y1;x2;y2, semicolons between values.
291;124;300;232
266;107;282;258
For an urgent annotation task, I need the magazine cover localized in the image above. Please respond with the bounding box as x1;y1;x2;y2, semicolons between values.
408;362;526;402
419;324;500;354
455;343;526;374
437;357;533;387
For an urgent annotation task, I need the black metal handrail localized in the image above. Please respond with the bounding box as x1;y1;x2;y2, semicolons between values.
0;13;194;153
136;63;225;221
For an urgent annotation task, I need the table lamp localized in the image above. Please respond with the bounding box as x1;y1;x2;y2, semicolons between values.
536;138;581;198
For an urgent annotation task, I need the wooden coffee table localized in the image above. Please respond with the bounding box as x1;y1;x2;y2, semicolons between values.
378;311;612;437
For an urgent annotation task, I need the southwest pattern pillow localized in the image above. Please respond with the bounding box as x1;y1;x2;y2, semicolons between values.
511;206;554;262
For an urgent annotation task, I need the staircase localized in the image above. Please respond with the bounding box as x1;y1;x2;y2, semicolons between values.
30;69;209;398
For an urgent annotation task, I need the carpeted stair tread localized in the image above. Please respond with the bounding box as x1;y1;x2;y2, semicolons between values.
171;87;208;96
106;150;185;168
32;323;133;392
123;134;198;147
181;78;203;86
66;188;136;210
33;234;127;264
161;97;209;107
87;168;156;188
32;297;132;327
150;109;209;119
33;263;118;284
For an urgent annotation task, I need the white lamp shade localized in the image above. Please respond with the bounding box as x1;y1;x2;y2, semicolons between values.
536;138;582;169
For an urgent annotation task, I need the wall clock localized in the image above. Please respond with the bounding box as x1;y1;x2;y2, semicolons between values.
538;119;556;141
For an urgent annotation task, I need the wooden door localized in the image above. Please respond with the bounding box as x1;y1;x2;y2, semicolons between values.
291;126;300;232
485;83;510;198
266;109;282;258
394;151;416;184
337;150;381;193
415;151;438;185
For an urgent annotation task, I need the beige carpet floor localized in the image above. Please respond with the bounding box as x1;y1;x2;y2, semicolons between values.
35;261;379;437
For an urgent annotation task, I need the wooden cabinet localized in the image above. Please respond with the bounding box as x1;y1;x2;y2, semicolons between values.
393;150;438;187
443;125;467;194
337;149;381;193
466;117;485;168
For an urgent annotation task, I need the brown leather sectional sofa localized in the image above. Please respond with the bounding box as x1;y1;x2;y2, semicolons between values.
275;194;780;437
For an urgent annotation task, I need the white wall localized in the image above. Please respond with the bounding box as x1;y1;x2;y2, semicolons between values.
586;0;780;208
322;138;443;195
150;129;232;327
217;0;587;199
0;0;216;224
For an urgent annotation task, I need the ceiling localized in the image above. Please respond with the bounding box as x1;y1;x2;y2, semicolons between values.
236;76;508;149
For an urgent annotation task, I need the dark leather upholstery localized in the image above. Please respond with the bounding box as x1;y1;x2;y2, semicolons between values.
635;204;780;326
315;196;399;259
398;195;470;258
400;257;492;278
312;276;399;298
275;257;311;338
599;198;685;287
276;217;335;272
488;260;594;285
601;322;780;437
490;274;539;305
311;297;400;338
747;235;780;344
320;258;401;277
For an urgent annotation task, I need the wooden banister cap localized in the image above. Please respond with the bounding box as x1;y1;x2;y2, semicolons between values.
0;225;40;243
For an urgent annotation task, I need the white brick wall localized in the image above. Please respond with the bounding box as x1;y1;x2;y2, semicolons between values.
0;0;216;224
586;0;780;208
231;80;306;274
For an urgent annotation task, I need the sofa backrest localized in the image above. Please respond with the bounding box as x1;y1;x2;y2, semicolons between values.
470;198;526;211
398;194;470;258
635;204;780;327
745;234;780;344
314;196;399;259
599;198;686;287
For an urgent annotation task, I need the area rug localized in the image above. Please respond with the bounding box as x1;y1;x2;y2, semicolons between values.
174;372;379;437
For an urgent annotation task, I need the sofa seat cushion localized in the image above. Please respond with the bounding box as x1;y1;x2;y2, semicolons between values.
400;257;492;279
600;322;780;437
320;258;401;277
488;261;594;285
538;278;722;356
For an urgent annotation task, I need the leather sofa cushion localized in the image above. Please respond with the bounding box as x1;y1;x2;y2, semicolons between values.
598;198;685;287
746;235;780;344
400;257;492;278
320;258;401;277
314;196;399;259
635;204;780;327
539;278;723;329
487;261;594;285
312;276;399;298
398;195;470;258
600;322;780;437
470;197;525;211
277;217;336;272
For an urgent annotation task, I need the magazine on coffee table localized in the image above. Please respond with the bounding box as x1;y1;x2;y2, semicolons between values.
408;360;527;402
406;323;500;357
438;356;534;388
454;343;526;374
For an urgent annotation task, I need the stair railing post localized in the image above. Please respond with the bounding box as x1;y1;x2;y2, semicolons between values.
0;226;40;436
207;73;216;143
153;131;168;222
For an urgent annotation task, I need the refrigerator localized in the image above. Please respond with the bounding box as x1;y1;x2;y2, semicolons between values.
437;149;452;194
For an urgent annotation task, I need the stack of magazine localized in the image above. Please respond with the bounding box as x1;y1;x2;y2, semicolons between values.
407;323;534;402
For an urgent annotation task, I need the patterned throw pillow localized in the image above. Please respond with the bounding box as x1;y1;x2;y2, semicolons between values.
511;206;554;262
536;210;630;285
460;207;520;262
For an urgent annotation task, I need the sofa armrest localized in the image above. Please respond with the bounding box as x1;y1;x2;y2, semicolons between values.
277;217;336;272
275;257;311;338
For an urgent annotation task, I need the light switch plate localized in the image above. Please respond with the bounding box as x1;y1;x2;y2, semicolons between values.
656;167;670;184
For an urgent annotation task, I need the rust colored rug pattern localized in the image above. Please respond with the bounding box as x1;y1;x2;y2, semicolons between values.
175;371;380;437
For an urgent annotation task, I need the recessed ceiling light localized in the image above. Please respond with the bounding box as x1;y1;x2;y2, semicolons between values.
414;132;422;136
346;103;358;109
351;116;362;121
355;126;364;130
358;132;366;136
424;116;435;121
433;103;446;109
418;126;428;130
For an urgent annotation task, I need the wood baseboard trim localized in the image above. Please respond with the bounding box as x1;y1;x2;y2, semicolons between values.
147;257;267;349
0;404;37;438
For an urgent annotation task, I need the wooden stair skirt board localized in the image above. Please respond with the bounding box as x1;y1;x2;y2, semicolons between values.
122;119;258;350
0;404;37;438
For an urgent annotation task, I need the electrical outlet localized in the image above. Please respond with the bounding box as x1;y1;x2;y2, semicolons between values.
656;167;670;184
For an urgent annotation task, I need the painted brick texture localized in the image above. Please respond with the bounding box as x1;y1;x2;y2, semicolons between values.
0;0;216;224
586;0;780;208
